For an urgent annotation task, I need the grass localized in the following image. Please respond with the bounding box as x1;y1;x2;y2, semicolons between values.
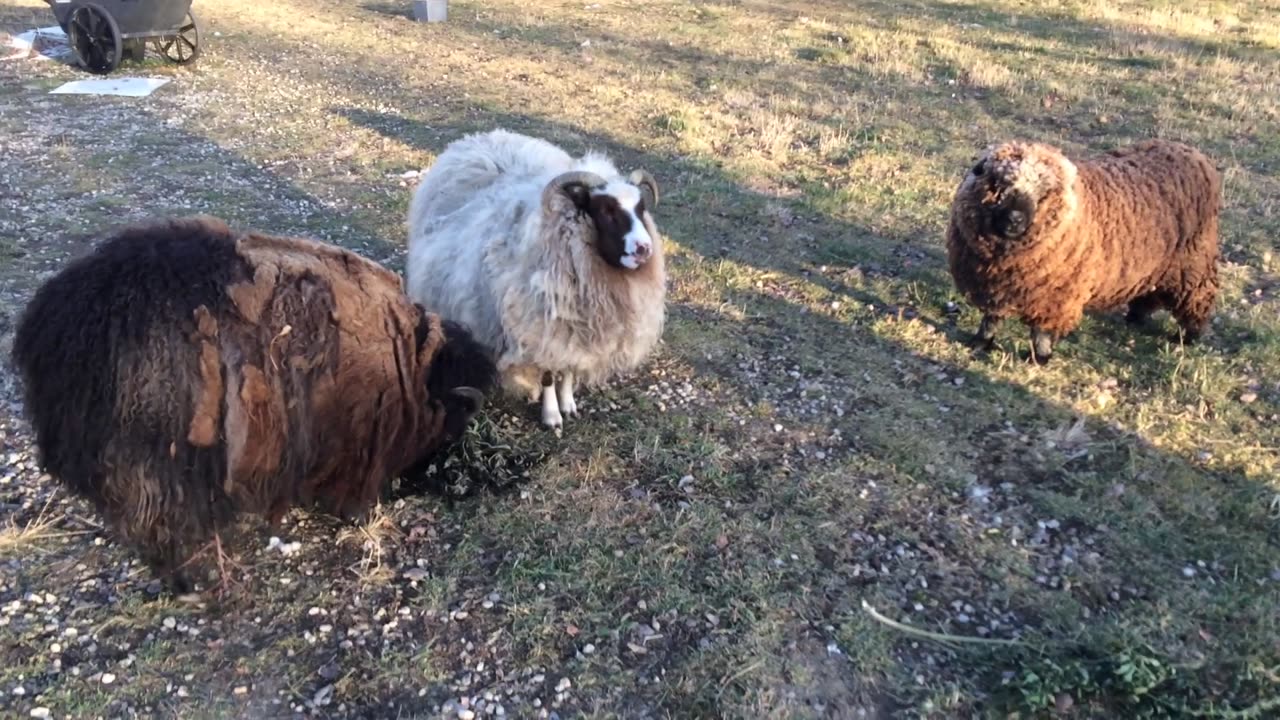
0;0;1278;717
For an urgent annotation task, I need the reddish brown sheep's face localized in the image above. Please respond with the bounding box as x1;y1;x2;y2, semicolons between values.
967;155;1039;249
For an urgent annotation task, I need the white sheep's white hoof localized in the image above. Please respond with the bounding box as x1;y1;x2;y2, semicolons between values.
560;396;578;417
540;383;563;428
557;371;578;416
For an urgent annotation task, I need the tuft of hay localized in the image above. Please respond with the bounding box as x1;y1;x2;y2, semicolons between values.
391;413;544;503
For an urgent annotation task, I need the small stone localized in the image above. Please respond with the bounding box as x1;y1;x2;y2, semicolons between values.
102;672;117;685
556;678;572;693
1240;392;1258;404
582;643;595;655
30;709;51;719
1183;567;1197;578
773;423;783;432
234;686;249;695
163;617;177;629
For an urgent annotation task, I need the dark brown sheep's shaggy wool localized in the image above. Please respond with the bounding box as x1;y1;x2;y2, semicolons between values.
946;138;1222;361
10;216;497;593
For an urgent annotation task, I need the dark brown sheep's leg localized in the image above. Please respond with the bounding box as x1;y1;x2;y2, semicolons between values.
971;313;1002;350
1124;292;1167;327
1030;327;1055;364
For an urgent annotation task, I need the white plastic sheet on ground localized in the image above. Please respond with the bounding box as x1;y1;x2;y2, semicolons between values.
3;26;71;62
49;78;172;97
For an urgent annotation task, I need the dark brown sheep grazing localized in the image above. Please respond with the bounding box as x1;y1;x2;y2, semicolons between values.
10;216;497;593
946;138;1222;362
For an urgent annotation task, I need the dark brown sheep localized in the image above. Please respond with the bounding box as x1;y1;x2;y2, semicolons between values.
946;138;1222;362
10;216;497;593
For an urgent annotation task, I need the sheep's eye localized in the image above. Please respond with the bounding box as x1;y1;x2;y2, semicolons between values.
971;161;986;176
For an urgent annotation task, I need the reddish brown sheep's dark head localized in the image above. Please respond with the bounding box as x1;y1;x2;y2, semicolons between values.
972;158;1036;241
954;141;1078;256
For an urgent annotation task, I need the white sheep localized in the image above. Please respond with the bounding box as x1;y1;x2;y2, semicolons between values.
405;128;667;428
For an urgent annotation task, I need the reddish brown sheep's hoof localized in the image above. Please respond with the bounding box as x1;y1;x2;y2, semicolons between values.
1175;322;1207;346
970;314;1002;352
1030;329;1055;365
1124;309;1149;327
969;333;997;351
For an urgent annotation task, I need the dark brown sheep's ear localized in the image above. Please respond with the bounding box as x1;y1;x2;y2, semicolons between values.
449;386;485;422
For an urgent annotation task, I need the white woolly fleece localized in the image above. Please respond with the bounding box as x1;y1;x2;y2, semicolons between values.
404;128;667;398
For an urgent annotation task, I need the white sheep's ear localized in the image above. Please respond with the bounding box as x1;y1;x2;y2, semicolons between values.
629;169;659;208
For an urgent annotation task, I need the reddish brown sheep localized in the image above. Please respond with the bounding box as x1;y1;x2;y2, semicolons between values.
946;138;1222;362
10;216;497;593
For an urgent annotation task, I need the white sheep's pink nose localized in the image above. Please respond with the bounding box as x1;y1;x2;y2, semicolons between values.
633;242;652;260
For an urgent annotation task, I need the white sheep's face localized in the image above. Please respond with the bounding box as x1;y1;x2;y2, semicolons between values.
585;182;655;270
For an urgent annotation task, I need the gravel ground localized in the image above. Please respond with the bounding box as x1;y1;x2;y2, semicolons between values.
1;1;1278;718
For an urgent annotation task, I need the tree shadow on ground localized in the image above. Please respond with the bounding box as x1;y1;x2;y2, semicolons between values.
359;1;414;20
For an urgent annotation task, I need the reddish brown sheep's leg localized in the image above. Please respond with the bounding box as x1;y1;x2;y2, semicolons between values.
1030;327;1056;364
1170;263;1219;344
1171;288;1216;344
971;313;1003;350
1028;302;1085;364
1125;292;1169;327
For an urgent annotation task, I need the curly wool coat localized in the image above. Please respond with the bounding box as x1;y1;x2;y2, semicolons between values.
11;216;495;591
946;138;1222;360
405;129;666;403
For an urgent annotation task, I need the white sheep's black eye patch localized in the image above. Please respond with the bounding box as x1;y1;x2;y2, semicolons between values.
587;194;634;268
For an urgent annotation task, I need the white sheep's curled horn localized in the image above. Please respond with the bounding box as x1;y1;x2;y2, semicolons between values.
543;170;609;213
629;168;659;208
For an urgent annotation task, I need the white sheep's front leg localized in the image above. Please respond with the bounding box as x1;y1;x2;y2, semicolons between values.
557;370;578;417
540;370;563;428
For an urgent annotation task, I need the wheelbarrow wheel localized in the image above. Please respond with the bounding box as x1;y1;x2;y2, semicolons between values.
155;11;200;65
67;3;122;75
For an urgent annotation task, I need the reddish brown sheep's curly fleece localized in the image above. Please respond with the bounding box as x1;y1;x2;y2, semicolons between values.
946;138;1222;358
